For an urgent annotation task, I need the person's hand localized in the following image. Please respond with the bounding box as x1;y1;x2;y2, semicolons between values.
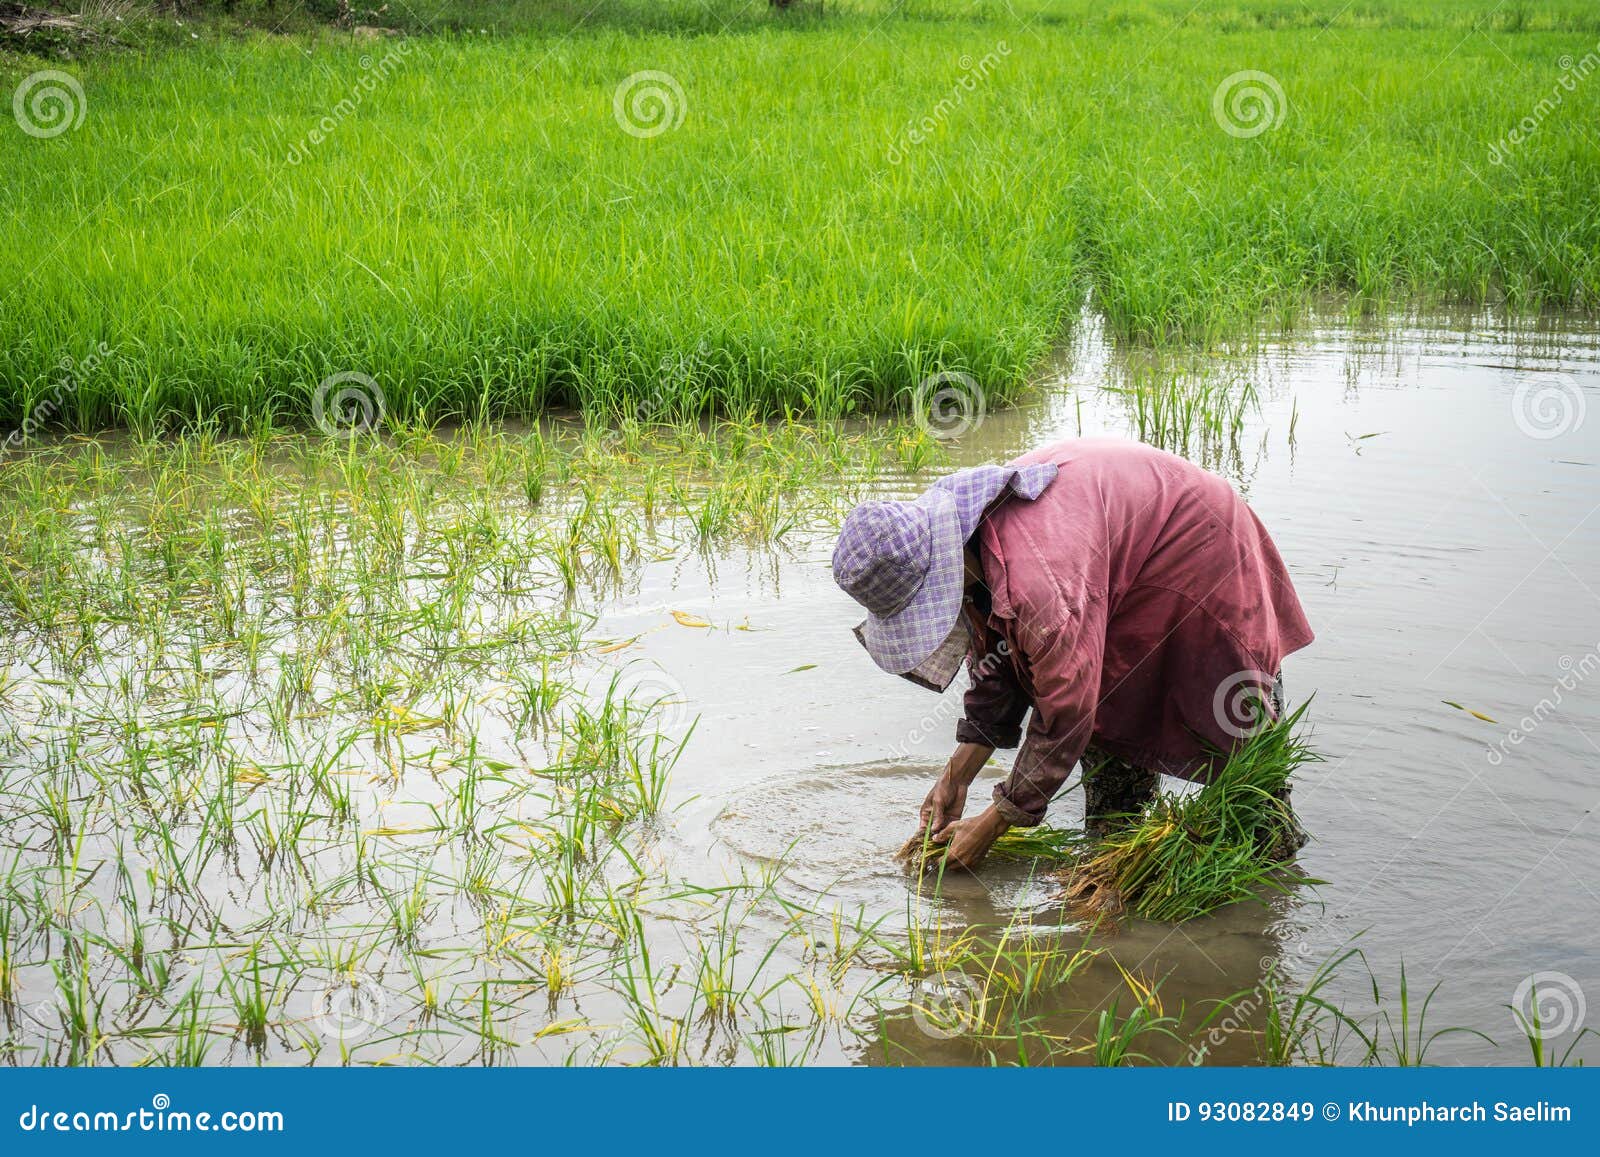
934;805;1010;871
919;772;969;838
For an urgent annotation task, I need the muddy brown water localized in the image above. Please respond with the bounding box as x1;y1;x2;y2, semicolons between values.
598;315;1600;1064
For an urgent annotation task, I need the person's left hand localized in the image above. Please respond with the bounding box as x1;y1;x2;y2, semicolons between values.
934;805;1010;871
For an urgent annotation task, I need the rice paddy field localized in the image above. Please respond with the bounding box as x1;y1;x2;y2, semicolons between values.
3;0;1599;429
2;0;1599;1068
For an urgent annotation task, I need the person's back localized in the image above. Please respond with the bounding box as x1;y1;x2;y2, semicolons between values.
975;438;1312;781
832;437;1313;867
972;438;1312;800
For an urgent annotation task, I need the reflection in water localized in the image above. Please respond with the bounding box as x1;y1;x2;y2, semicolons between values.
717;763;1317;1065
864;896;1301;1067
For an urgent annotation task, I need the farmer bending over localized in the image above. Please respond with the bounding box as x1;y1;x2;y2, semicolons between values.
831;438;1314;871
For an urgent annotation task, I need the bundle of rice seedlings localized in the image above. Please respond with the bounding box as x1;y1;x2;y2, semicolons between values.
896;823;1088;874
1061;702;1321;923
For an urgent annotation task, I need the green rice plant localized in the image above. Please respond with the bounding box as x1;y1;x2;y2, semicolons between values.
975;919;1099;1018
1106;366;1259;473
1063;703;1321;923
901;822;1089;873
472;981;520;1066
5;3;1598;434
51;944;108;1067
161;987;218;1067
611;909;690;1066
684;885;786;1027
1365;962;1493;1066
611;724;692;823
220;943;274;1055
379;874;433;951
1193;944;1373;1066
0;894;17;1013
812;902;896;987
1090;969;1185;1067
744;1020;826;1068
1507;981;1598;1067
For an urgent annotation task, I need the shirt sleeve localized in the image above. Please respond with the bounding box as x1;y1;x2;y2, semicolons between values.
990;599;1108;827
955;639;1030;749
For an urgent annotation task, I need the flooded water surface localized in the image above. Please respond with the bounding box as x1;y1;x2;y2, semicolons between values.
3;316;1597;1066
601;317;1600;1063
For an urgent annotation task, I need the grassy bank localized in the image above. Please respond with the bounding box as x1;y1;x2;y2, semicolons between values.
3;0;1598;430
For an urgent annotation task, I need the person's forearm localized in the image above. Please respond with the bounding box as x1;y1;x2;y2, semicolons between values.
944;742;993;787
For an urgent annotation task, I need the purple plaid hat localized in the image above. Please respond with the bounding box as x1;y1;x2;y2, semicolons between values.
832;462;1058;678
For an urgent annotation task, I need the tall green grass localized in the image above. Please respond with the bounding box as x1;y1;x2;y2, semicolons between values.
2;0;1597;432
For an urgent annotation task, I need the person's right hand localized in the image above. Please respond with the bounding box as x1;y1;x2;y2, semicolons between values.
919;773;969;838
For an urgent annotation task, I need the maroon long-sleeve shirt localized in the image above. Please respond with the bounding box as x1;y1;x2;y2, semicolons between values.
955;439;1314;827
